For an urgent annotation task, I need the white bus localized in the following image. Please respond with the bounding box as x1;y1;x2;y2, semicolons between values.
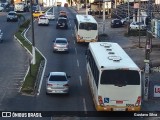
75;14;98;43
86;42;141;111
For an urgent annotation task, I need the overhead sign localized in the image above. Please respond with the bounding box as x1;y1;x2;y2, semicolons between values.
154;85;160;97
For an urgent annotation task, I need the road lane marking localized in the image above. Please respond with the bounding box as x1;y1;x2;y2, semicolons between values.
83;98;87;114
23;23;47;96
77;59;79;67
75;48;77;55
79;76;82;86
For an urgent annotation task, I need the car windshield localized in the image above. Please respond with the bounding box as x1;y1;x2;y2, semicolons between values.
56;40;67;43
100;70;140;86
114;20;120;23
49;75;67;81
58;19;67;23
59;15;67;18
8;13;16;15
47;12;53;15
40;18;47;20
79;22;97;30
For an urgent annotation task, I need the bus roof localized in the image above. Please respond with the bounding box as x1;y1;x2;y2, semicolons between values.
89;42;140;70
76;14;97;24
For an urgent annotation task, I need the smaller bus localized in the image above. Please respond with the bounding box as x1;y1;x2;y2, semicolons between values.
75;15;98;43
86;42;142;111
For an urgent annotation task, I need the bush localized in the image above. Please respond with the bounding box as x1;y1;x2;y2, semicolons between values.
125;30;147;36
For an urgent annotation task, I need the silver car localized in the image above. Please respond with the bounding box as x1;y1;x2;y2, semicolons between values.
46;72;70;95
53;38;69;52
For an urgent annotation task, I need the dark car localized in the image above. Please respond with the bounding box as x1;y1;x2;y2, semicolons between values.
56;17;68;29
111;19;122;28
6;11;18;22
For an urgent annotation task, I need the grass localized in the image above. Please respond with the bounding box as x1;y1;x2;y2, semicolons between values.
15;19;44;95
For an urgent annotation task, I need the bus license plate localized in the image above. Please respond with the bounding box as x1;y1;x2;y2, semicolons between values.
113;108;126;111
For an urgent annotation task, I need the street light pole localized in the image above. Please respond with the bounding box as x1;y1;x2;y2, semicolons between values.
86;0;88;15
30;0;36;65
127;0;130;34
138;0;141;47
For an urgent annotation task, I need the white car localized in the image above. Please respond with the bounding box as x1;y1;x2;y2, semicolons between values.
0;7;4;12
45;12;55;20
130;22;146;30
38;16;49;26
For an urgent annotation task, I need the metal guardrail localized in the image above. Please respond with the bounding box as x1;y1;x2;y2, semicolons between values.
34;60;45;95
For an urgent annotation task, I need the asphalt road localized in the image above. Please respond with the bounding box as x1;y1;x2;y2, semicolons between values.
0;11;29;110
0;7;159;120
26;6;95;112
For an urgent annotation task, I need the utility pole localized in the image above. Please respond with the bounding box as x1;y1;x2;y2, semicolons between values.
86;0;88;15
102;0;105;34
138;0;141;47
143;0;152;101
127;0;130;34
30;0;36;65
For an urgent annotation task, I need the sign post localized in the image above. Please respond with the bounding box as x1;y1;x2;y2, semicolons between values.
143;59;150;101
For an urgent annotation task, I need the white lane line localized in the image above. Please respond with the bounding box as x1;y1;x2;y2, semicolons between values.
77;59;79;67
79;76;82;86
51;117;53;120
83;98;87;114
75;48;77;55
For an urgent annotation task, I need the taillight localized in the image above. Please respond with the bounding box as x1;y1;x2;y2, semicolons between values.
63;84;69;87
78;35;80;40
78;35;82;40
135;96;141;106
98;96;104;106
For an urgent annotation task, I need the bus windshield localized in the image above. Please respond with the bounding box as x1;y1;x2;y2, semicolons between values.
79;22;97;30
100;70;140;86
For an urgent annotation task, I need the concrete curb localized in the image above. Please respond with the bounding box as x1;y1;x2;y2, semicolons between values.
23;23;47;96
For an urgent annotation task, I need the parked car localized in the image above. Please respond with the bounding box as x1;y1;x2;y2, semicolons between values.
38;16;49;26
130;22;146;30
111;18;122;28
121;16;133;25
53;38;69;52
33;11;45;18
0;4;4;12
45;12;55;20
56;17;68;29
46;72;71;95
6;11;18;22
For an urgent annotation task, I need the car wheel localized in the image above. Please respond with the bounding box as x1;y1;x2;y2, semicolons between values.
56;26;58;29
46;92;49;95
124;21;127;25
